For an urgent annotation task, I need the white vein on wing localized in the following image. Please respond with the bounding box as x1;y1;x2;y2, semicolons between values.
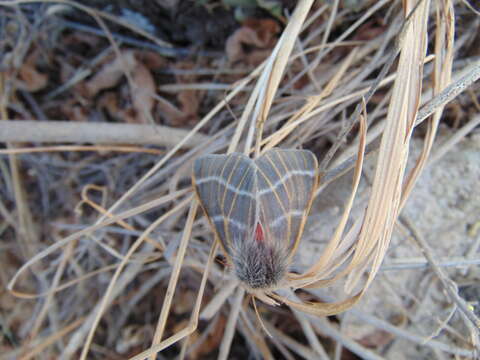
211;215;248;231
258;169;315;196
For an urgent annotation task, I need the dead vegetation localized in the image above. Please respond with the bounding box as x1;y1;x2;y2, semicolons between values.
1;0;480;359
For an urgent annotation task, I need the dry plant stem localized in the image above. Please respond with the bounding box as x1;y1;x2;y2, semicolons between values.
128;243;218;360
18;317;85;360
1;86;37;262
0;120;209;148
266;324;321;359
272;290;383;360
78;197;193;359
238;314;275;360
217;287;246;360
322;60;480;191
401;216;480;340
281;0;391;96
380;256;480;271
429;113;480;164
344;0;430;293
253;0;314;156
80;185;164;251
422;303;458;346
310;318;383;360
416;60;480;125
8;189;188;296
0;145;164;155
400;0;454;210
200;280;238;320
350;308;477;358
179;314;221;360
319;0;430;173
461;0;480;16
264;47;359;152
28;240;74;339
291;310;329;360
293;105;367;282
17;263;121;300
146;202;198;359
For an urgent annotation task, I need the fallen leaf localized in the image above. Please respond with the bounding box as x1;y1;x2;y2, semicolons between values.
60;98;90;122
226;18;280;66
82;50;158;124
194;314;227;358
352;19;386;41
17;49;48;92
62;32;101;49
85;51;137;97
130;62;156;123
358;329;393;348
115;325;150;354
243;18;280;45
157;61;203;127
175;62;202;125
97;92;121;120
156;96;189;126
135;50;167;69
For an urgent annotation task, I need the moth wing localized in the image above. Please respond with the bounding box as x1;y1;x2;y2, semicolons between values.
193;153;256;258
255;149;318;255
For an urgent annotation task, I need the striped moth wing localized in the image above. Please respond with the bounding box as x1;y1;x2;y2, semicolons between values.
193;149;318;289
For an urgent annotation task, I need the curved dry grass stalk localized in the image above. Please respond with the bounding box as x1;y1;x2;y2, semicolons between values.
343;0;431;292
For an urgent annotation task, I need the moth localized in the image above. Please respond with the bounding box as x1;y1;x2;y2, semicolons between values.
192;148;318;293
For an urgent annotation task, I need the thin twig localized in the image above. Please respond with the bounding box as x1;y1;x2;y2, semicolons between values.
0;120;209;148
401;215;480;343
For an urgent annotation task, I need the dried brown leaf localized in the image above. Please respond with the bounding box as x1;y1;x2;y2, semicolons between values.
130;62;156;124
85;51;137;97
17;50;48;92
226;18;280;66
194;315;227;358
358;329;394;348
157;62;203;127
135;50;167;70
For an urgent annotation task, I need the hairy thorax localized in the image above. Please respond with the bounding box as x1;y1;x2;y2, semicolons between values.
232;240;288;289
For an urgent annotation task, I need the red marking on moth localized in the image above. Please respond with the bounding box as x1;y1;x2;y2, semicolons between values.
255;223;264;243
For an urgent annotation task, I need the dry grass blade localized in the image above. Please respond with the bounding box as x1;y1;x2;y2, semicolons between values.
127;243;218;360
18;317;85;360
144;202;197;359
79;197;193;359
345;0;431;292
7;189;188;294
294;102;367;283
253;0;315;155
400;0;455;210
217;287;245;360
264;47;359;151
402;215;480;341
276;102;367;315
